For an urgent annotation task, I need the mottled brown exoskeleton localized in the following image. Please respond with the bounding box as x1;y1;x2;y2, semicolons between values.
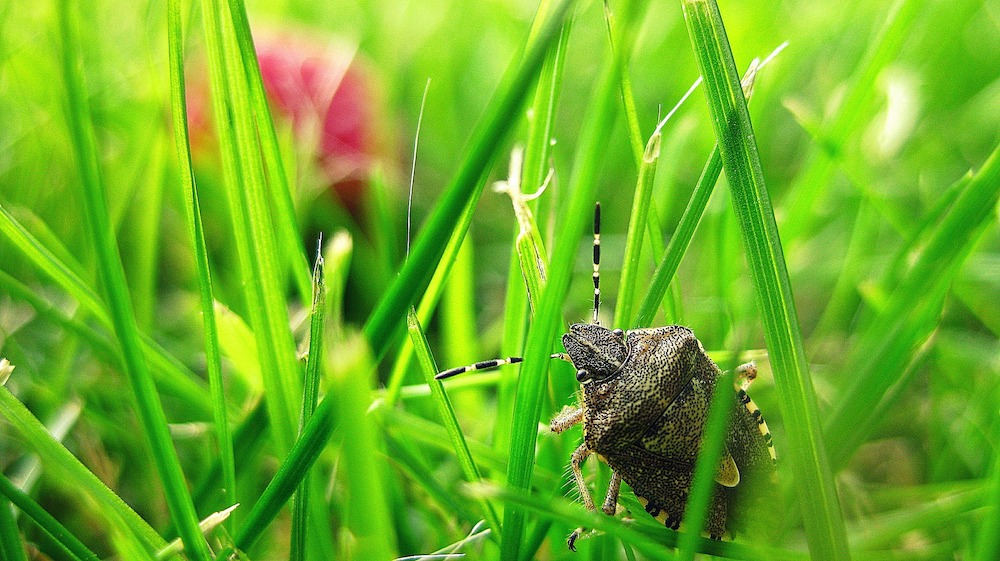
437;203;776;550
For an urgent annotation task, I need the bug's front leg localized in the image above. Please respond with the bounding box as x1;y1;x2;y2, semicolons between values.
550;406;583;434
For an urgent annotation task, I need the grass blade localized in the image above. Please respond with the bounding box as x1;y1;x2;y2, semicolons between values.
0;471;99;561
407;308;502;536
58;2;210;558
680;1;850;559
0;380;165;551
201;0;301;452
290;251;326;561
500;59;622;561
166;0;236;518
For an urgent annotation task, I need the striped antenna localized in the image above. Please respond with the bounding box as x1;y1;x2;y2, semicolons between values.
435;353;572;380
592;202;601;325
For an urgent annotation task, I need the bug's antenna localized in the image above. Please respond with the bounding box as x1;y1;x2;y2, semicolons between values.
592;202;601;325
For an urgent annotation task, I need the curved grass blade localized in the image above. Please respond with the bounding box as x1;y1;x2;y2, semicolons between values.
230;1;575;545
58;2;210;558
0;382;165;552
824;144;1000;466
680;1;850;559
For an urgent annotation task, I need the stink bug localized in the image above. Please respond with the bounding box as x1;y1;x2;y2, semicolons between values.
437;203;776;550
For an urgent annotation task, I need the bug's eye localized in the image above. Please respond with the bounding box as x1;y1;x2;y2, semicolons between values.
612;329;624;339
576;369;591;383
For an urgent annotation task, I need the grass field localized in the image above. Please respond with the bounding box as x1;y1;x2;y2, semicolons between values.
1;0;998;559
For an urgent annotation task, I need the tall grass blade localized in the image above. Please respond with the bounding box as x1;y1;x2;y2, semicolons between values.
225;0;313;303
232;0;574;543
290;250;326;561
200;0;300;453
58;2;210;558
166;0;236;518
680;1;850;559
500;60;622;561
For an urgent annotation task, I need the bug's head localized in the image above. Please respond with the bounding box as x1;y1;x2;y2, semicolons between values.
562;323;628;384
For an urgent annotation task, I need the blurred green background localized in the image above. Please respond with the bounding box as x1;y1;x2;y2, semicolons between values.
0;0;998;559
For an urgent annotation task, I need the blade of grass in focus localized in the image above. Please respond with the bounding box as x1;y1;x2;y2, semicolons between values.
290;250;327;561
166;0;236;520
407;308;502;537
58;1;211;557
225;0;312;303
201;0;300;453
680;1;851;559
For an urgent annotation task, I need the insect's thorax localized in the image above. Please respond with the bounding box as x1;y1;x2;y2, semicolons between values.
578;325;714;455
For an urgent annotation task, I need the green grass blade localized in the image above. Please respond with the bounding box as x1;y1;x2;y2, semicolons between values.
0;471;99;561
407;308;503;536
166;0;236;518
634;54;774;329
500;59;622;561
634;145;721;328
824;144;1000;465
615;133;661;327
58;2;210;558
680;1;851;559
290;252;326;561
360;0;574;359
233;0;574;544
200;0;300;453
225;0;312;304
676;368;735;559
0;382;165;551
0;485;28;561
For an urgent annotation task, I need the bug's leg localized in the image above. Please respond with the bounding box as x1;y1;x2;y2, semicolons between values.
550;406;584;434
566;443;595;551
734;361;757;390
435;357;523;380
600;470;622;515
